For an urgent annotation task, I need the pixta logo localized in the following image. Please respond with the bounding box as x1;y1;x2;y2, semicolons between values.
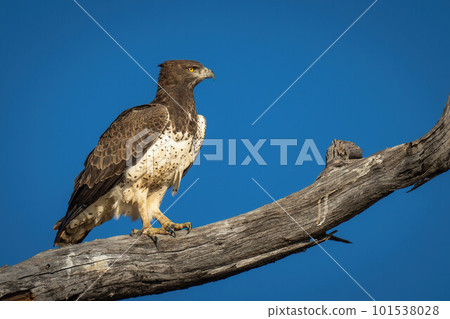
194;138;325;166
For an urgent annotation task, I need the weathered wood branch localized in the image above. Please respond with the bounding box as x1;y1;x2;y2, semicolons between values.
1;95;449;301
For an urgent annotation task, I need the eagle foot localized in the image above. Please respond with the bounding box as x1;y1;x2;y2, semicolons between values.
131;227;173;246
131;221;192;244
161;221;192;237
131;228;141;237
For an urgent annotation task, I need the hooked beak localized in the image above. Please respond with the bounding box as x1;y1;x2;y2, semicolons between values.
201;67;215;80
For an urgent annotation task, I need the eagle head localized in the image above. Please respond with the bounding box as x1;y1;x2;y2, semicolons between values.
158;60;215;89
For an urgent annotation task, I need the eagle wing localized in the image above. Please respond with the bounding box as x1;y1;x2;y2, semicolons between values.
54;104;170;239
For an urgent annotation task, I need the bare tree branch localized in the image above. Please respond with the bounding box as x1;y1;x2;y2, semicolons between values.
1;94;449;301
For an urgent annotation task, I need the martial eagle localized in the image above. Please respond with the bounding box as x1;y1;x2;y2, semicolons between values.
53;60;214;246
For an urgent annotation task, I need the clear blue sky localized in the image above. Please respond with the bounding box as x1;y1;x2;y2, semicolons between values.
0;0;449;301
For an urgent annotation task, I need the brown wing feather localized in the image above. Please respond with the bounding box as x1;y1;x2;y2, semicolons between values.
55;104;170;242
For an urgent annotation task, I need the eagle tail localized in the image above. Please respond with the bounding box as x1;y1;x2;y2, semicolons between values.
53;207;93;247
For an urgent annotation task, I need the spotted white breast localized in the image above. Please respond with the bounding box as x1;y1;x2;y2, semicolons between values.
72;114;206;228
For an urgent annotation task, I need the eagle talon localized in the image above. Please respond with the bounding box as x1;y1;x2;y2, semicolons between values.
162;225;175;237
186;222;192;234
131;228;142;237
160;221;192;236
150;235;158;247
143;230;158;246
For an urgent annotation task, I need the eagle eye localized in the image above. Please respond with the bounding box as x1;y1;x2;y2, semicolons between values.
188;67;194;72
